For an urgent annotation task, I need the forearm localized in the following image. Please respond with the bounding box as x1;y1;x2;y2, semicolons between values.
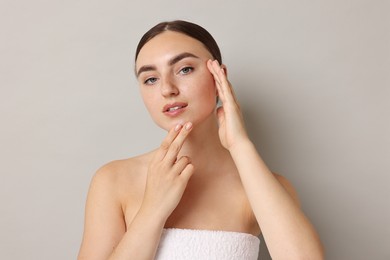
108;207;166;260
229;140;324;259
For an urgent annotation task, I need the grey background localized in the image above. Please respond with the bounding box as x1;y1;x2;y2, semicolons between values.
1;0;389;259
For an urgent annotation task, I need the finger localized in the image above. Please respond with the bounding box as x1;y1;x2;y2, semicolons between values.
164;122;193;164
214;61;236;101
218;65;238;103
178;163;195;184
214;62;241;112
208;60;235;104
154;124;183;161
207;60;226;104
172;156;191;173
207;59;223;87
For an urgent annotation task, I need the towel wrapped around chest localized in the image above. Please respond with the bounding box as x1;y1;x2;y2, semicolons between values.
155;228;260;260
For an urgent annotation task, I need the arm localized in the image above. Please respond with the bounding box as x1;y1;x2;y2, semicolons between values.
78;166;164;260
78;165;128;260
208;60;324;260
230;141;324;259
78;123;194;260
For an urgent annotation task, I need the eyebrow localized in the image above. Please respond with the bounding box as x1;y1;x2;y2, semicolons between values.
136;52;199;77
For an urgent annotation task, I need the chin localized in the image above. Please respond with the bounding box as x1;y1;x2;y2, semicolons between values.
155;119;186;132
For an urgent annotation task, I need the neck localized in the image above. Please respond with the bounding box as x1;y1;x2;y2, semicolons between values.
177;114;232;174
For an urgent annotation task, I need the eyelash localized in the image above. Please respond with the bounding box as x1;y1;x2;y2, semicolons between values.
179;66;194;75
142;66;194;85
144;77;157;85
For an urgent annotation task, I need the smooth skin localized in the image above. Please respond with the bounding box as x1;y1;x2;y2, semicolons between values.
78;31;324;260
208;60;323;259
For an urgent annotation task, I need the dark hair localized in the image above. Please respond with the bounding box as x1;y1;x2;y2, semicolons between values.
135;20;222;64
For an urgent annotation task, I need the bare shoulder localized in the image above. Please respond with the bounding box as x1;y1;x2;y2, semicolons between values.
78;151;155;259
93;151;155;186
273;173;301;207
87;150;156;211
92;150;156;210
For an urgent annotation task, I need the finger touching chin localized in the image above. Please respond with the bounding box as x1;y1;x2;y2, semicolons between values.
155;119;186;132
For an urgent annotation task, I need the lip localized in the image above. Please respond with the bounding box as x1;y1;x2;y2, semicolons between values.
162;102;188;117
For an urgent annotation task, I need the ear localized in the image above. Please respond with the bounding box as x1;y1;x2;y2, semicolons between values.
221;64;228;76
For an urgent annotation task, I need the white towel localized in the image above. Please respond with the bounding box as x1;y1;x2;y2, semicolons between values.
155;228;260;260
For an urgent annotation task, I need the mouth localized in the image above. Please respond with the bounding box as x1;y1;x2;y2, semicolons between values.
163;102;188;116
165;105;186;112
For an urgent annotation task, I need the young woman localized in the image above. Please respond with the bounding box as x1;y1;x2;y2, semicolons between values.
78;20;324;260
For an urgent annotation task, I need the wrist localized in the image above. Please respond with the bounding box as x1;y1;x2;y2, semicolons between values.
228;138;254;154
137;205;168;229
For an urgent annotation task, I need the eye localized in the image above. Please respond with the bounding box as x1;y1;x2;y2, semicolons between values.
144;77;158;85
179;66;193;75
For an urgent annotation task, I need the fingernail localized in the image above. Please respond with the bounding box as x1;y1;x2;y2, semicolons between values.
175;124;182;131
185;122;193;130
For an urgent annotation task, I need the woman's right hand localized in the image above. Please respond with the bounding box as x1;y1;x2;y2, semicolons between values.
140;122;195;221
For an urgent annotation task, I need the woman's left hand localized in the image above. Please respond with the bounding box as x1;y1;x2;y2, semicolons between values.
207;59;250;151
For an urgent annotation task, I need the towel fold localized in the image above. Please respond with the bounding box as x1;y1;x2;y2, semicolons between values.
155;228;260;260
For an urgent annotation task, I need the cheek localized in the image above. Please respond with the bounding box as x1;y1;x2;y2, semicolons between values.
189;78;217;116
198;75;217;101
140;91;158;114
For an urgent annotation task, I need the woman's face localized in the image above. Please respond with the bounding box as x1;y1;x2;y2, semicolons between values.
135;31;217;131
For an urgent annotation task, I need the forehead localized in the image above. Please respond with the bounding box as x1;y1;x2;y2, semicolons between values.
136;31;213;68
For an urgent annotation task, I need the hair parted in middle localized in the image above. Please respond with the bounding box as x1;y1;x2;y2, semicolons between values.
135;20;222;65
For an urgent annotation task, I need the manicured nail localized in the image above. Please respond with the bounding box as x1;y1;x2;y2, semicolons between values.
175;124;182;131
185;122;193;130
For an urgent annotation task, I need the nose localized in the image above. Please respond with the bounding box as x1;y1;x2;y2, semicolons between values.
160;76;179;97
